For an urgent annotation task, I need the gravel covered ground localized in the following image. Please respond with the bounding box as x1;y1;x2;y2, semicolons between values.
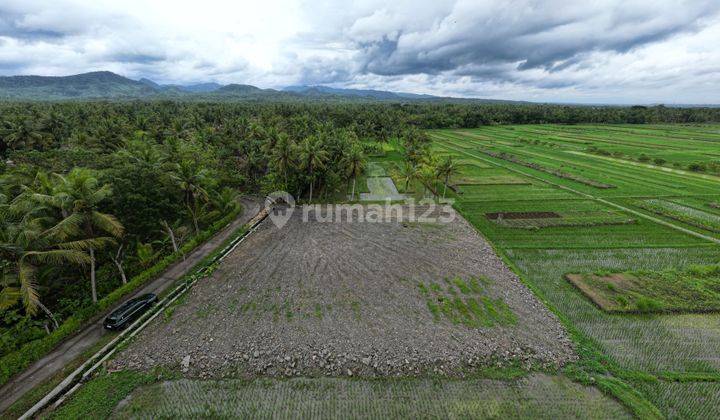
111;205;575;378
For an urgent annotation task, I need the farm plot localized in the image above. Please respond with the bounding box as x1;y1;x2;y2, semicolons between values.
111;206;574;378
635;199;720;233
634;380;720;419
457;198;700;249
455;174;531;186
486;210;635;230
566;264;720;313
482;150;617;189
434;129;720;198
109;375;631;419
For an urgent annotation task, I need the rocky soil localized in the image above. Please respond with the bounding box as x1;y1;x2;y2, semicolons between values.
111;205;575;378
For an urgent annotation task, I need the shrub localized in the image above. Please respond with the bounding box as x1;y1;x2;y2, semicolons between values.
687;163;705;172
636;297;663;313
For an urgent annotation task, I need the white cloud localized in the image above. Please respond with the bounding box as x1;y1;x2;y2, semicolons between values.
0;0;719;103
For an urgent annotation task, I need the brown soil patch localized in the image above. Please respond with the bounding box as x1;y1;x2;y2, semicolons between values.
565;273;638;312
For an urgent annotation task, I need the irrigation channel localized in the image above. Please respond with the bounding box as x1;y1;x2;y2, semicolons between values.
20;207;271;419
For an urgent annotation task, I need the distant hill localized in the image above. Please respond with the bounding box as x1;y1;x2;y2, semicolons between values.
177;83;222;93
0;71;524;103
283;85;437;100
0;71;157;100
215;84;265;95
140;80;222;93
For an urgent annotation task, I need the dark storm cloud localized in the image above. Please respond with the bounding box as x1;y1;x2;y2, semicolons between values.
345;0;720;82
106;52;167;64
0;9;68;40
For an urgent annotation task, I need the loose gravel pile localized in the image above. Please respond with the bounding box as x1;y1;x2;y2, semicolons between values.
112;206;575;378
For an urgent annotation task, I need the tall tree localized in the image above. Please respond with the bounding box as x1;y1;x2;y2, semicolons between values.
435;157;458;199
0;216;89;327
393;162;420;193
37;169;124;303
342;144;367;201
170;160;209;235
269;133;296;189
298;135;329;202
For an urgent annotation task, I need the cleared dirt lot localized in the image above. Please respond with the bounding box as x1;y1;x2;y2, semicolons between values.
112;206;575;377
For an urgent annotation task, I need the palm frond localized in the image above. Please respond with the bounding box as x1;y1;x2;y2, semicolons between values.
44;212;84;241
18;262;39;315
0;286;21;311
57;237;115;251
24;249;91;266
92;212;124;237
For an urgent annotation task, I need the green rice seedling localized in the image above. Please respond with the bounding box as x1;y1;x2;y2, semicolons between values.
467;277;486;294
105;375;631;419
451;277;472;294
421;277;515;328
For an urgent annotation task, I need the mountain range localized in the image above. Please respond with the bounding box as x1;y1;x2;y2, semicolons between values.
0;71;519;103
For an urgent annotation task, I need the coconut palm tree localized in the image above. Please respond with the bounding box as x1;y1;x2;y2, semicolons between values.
342;144;367;201
418;165;437;198
435;157;458;199
298;135;329;202
170;159;209;235
0;119;49;153
270;133;296;189
393;162;420;193
0;216;90;327
35;168;124;303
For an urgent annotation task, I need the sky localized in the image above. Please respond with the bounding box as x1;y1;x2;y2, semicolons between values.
1;0;719;104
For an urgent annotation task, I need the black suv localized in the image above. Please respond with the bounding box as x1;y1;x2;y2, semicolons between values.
103;293;158;330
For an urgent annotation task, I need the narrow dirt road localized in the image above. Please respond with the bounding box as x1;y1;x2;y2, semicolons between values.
0;198;261;414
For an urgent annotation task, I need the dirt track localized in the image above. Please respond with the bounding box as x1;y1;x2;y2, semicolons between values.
112;206;575;377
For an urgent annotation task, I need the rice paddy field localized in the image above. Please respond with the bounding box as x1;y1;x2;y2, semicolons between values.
429;124;720;419
110;376;631;419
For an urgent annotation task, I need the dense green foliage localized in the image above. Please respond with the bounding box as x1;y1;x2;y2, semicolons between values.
0;101;380;369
